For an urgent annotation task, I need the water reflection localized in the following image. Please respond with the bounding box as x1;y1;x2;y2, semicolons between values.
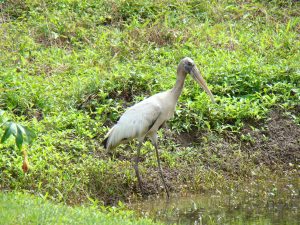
130;179;299;225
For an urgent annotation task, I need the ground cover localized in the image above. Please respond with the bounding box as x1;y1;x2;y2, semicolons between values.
0;0;299;208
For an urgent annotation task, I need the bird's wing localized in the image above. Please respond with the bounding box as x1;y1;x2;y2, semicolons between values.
104;97;162;149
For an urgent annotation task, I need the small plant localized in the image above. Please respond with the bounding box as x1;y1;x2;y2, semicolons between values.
0;110;35;173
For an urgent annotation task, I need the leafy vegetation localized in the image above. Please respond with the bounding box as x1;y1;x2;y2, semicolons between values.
0;191;161;225
0;110;35;150
0;110;35;172
0;0;299;214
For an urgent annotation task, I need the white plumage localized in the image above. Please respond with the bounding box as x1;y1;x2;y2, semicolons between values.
103;57;215;198
104;91;173;149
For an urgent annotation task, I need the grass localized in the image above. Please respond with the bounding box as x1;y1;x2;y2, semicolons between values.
0;0;299;211
0;191;161;225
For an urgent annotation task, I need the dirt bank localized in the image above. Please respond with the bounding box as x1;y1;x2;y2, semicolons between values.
88;109;299;204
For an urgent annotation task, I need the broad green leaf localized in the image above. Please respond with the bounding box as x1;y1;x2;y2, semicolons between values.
1;122;17;143
23;126;36;144
1;122;35;148
1;126;12;143
17;125;36;144
7;122;18;136
16;126;24;150
16;124;26;135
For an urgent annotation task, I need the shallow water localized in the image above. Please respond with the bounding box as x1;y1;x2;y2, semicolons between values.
130;179;299;225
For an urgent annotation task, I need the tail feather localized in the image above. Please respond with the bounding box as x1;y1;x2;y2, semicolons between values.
103;126;116;150
102;136;108;149
103;123;135;150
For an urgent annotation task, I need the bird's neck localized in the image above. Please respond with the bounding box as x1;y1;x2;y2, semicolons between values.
171;69;186;101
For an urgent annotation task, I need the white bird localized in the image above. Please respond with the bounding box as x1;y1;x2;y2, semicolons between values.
103;57;215;198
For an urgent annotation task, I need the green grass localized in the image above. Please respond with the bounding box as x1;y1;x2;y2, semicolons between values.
0;0;299;206
0;191;160;225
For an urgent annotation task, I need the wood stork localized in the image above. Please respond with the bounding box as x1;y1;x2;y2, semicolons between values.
103;57;215;198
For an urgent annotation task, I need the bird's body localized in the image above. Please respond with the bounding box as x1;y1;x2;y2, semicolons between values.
103;57;215;198
104;90;177;150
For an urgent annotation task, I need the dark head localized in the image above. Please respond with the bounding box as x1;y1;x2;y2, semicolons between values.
182;57;195;74
179;57;215;103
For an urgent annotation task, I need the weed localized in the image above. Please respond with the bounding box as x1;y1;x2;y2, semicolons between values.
0;0;299;209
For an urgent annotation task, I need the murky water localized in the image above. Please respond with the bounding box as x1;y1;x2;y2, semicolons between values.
130;179;299;225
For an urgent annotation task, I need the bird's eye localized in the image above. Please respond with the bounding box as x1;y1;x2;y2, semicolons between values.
187;62;193;66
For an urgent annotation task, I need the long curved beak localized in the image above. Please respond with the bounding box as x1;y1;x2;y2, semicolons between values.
191;66;215;103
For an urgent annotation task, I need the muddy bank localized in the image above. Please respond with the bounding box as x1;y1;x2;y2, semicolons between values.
88;109;299;204
240;110;300;167
172;108;300;169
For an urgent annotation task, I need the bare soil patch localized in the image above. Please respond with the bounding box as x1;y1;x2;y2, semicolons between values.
89;109;299;204
240;109;300;167
173;109;300;169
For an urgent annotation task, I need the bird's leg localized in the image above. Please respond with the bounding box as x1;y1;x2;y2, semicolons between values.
154;142;170;199
133;141;144;195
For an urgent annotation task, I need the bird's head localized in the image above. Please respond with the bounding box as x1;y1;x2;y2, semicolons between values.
179;57;215;103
